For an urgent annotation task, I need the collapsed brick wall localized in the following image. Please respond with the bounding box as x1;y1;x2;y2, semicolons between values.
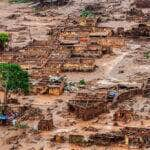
69;127;150;148
62;58;96;72
89;132;124;146
126;8;150;22
122;127;150;147
113;108;138;122
97;37;125;48
117;24;150;38
113;87;141;104
68;92;108;120
71;44;112;58
59;23;114;59
142;78;150;98
126;24;150;37
38;118;53;131
0;53;18;63
69;131;124;146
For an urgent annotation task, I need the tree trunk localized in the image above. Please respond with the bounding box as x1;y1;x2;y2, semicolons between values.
0;42;4;51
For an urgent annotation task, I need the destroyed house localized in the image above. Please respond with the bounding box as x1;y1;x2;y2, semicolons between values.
59;29;79;45
59;29;78;41
108;85;141;104
44;59;63;74
71;44;103;58
97;37;125;48
48;75;65;96
68;92;108;120
122;127;150;147
142;78;150;98
113;108;137;122
31;78;49;94
89;132;124;146
89;27;113;37
31;75;65;95
62;58;96;72
125;24;150;38
38;114;53;131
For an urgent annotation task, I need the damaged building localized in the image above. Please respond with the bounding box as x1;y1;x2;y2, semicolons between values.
113;107;138;123
62;58;96;72
31;75;65;96
38;114;53;131
122;127;150;148
68;92;108;121
142;78;150;98
107;85;142;104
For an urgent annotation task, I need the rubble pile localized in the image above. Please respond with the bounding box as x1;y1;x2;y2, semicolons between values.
68;92;108;120
107;85;141;104
122;127;150;147
113;107;138;122
6;132;26;145
125;24;150;38
126;8;150;22
83;1;124;22
89;132;124;146
19;107;43;121
116;24;150;38
38;114;53;131
68;127;150;148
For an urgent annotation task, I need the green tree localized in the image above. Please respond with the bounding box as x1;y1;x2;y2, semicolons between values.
0;63;29;98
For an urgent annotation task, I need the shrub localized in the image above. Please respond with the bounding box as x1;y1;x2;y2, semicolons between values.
0;32;9;50
0;63;29;94
79;79;86;85
144;51;150;59
80;9;94;18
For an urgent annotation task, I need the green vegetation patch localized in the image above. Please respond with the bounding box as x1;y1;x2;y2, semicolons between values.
79;79;86;85
9;0;31;3
144;51;150;59
80;9;94;18
0;32;9;48
0;63;29;94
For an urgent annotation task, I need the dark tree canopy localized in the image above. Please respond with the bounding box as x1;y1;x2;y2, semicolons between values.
0;63;29;94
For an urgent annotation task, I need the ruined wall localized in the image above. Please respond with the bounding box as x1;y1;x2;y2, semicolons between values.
49;84;64;96
113;108;138;122
73;102;108;121
122;127;150;147
38;118;53;131
68;92;108;120
98;37;125;48
69;127;150;148
62;58;96;72
142;78;150;98
113;87;141;104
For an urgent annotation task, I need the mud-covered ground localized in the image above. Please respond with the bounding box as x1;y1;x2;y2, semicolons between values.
0;0;150;150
